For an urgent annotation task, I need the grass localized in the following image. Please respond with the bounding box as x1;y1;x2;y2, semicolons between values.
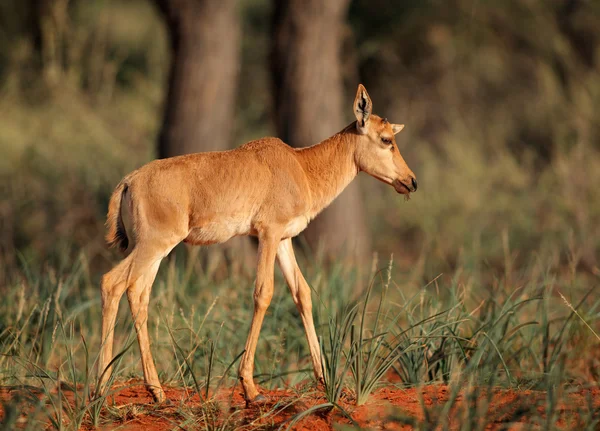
0;245;598;429
0;0;599;428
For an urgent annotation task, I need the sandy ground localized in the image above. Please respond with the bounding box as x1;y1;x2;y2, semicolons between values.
1;380;599;430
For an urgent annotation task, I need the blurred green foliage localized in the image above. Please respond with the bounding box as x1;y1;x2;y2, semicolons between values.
0;0;599;286
0;2;599;427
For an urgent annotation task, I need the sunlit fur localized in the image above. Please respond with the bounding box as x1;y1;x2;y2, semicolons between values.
98;84;417;404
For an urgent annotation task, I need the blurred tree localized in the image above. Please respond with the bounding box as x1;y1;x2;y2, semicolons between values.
153;0;253;277
29;0;72;87
557;0;597;69
153;0;240;157
271;0;371;261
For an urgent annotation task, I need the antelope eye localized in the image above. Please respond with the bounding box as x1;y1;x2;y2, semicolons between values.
381;137;392;145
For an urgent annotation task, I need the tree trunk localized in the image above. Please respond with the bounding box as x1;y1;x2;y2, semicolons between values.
29;0;71;88
155;0;240;156
153;0;253;278
271;0;371;261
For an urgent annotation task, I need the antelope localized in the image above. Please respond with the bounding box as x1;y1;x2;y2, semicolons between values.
97;84;417;404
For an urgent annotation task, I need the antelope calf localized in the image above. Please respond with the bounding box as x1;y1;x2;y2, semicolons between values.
97;84;417;404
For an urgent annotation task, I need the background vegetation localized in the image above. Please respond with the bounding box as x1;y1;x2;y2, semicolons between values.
0;0;599;429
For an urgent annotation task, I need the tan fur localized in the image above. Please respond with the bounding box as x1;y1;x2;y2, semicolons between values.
105;180;128;250
97;84;417;404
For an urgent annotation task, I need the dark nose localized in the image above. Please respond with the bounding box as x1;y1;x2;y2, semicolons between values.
411;177;418;192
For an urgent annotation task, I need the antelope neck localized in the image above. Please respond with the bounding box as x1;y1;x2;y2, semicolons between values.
295;128;359;214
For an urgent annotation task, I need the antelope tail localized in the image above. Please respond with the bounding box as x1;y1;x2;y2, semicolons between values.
105;181;129;252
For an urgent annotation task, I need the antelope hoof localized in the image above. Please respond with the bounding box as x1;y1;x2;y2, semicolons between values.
316;377;326;391
246;394;267;406
150;388;167;404
91;389;104;400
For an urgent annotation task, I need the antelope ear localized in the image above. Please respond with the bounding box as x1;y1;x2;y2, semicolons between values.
392;124;405;135
354;84;372;132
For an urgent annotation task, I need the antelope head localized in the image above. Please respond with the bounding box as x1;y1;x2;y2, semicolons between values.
352;84;417;195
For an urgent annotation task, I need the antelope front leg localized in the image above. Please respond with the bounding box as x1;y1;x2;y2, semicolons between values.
239;233;279;403
276;238;323;382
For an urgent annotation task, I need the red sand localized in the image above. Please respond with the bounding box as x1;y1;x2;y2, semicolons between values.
1;380;598;430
